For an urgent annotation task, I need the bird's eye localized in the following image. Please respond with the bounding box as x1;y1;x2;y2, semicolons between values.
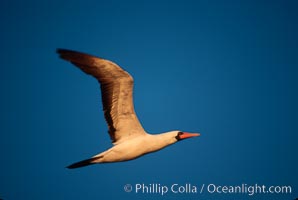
175;131;184;141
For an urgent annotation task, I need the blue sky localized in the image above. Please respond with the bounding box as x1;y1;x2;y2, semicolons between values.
0;0;297;199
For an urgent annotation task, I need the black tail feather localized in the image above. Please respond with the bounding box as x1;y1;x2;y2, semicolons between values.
67;156;102;169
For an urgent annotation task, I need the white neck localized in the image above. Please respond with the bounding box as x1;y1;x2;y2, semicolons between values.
145;131;178;153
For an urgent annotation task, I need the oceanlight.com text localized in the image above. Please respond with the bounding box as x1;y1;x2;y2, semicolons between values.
123;183;292;196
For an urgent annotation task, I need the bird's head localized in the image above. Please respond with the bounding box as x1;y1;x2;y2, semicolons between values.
162;131;200;145
174;131;200;141
155;131;200;149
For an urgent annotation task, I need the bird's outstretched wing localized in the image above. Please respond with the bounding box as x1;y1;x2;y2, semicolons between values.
57;49;146;144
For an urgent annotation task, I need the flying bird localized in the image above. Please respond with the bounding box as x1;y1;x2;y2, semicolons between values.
57;49;200;169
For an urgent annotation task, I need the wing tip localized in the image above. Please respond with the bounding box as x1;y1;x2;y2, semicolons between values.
56;48;103;64
56;48;75;61
56;48;83;54
56;48;81;57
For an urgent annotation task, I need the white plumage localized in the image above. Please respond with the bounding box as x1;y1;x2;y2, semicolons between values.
57;49;200;169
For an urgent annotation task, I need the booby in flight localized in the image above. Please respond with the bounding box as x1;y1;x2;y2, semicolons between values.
57;49;200;169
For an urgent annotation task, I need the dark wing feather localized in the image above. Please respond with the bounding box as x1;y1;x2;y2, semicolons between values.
57;49;145;144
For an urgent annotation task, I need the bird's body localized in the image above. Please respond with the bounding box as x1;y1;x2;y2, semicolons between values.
93;131;178;163
57;49;200;169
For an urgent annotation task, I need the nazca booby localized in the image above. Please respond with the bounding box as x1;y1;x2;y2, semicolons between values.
57;49;200;169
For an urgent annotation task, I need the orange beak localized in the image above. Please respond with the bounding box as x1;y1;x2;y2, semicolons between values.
180;132;200;139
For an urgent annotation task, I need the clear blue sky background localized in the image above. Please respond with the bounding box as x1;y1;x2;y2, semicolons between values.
0;0;297;199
